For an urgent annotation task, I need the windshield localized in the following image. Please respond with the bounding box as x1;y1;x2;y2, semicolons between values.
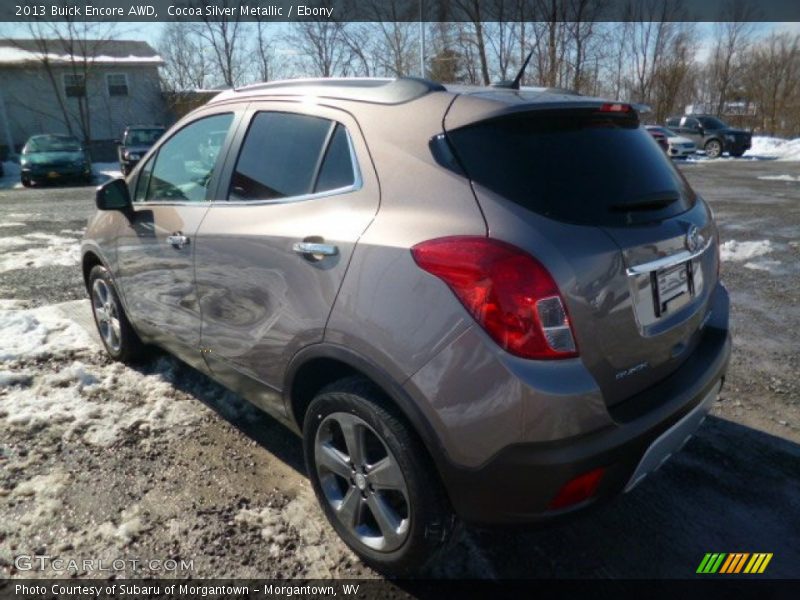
124;128;164;146
698;116;727;129
25;136;81;153
448;109;696;227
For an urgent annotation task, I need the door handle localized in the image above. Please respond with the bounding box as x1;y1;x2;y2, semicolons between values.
166;233;189;249
292;242;338;257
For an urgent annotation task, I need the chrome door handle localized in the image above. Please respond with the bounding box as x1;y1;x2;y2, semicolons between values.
166;234;189;249
292;242;338;257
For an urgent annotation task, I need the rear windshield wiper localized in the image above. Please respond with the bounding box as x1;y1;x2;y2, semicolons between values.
610;192;679;212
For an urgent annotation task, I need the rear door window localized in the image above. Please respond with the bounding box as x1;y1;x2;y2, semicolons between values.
446;109;695;227
229;112;356;201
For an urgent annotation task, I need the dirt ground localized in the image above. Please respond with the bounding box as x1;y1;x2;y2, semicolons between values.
0;158;798;582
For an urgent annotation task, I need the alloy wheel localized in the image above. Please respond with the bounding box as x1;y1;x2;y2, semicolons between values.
92;278;122;353
314;412;411;552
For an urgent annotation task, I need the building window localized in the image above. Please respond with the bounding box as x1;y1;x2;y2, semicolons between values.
63;73;86;98
106;73;129;97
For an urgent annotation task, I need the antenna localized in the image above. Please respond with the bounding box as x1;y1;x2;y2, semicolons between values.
510;48;534;90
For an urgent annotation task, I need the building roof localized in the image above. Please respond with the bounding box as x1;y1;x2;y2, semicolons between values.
0;39;163;67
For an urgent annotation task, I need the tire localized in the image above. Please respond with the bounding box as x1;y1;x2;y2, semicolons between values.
21;174;31;187
303;376;454;575
88;265;145;362
704;139;723;159
730;150;745;158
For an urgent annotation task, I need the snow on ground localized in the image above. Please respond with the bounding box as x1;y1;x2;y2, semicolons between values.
0;301;204;448
719;239;773;262
93;162;122;181
746;136;800;161
0;231;80;272
758;174;800;182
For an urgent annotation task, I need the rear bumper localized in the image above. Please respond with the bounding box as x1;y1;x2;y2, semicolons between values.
437;288;731;524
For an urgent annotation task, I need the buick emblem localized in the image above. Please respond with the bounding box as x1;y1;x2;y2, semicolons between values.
686;225;703;253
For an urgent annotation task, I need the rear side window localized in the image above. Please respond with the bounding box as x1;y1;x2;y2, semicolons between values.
229;112;356;201
315;124;356;192
447;110;696;226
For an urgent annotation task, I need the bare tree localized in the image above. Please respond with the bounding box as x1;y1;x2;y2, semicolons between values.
290;21;351;77
193;0;245;87
158;22;210;91
452;0;492;84
253;20;278;82
708;0;757;115
741;32;800;135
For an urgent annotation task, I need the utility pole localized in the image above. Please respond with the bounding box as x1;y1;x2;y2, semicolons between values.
419;0;425;78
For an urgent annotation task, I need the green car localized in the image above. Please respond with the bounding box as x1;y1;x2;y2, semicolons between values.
20;134;92;187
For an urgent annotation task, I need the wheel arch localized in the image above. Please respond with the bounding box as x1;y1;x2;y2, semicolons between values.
284;344;449;477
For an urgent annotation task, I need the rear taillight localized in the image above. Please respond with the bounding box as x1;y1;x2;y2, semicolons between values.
411;236;578;360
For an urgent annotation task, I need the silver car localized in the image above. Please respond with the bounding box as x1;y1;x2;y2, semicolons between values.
82;78;731;574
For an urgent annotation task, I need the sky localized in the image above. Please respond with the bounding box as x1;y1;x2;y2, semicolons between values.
1;21;798;61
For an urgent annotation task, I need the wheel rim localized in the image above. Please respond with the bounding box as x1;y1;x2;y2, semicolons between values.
314;412;411;552
92;278;122;353
706;141;721;157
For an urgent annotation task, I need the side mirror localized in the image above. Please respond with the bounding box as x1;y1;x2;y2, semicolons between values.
96;178;131;212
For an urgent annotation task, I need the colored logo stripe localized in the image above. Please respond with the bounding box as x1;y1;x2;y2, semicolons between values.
697;553;726;573
744;553;773;574
698;553;773;574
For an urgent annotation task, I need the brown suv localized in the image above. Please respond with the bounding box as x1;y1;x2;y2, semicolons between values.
83;77;731;574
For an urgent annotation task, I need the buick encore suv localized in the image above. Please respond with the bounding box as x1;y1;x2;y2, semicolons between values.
82;77;731;574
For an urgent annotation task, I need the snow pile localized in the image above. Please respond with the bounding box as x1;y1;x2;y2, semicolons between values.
719;239;773;262
758;174;800;182
93;162;122;180
0;304;93;361
0;302;203;447
743;259;783;273
0;232;80;272
747;136;800;161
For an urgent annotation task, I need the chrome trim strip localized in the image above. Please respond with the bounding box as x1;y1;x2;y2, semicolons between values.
625;237;713;276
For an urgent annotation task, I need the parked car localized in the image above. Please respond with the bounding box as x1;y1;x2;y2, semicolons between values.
646;125;697;158
19;134;92;186
665;115;751;158
646;127;669;152
117;125;165;176
83;78;730;574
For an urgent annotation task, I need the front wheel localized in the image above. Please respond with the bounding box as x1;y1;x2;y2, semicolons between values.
88;265;145;362
704;139;723;159
303;377;453;575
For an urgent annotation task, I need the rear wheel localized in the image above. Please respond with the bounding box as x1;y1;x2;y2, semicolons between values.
704;139;723;158
303;376;453;575
88;265;145;362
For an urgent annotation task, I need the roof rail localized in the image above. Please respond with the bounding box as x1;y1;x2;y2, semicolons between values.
211;77;447;105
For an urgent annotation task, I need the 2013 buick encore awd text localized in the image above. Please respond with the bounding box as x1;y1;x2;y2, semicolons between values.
82;77;731;574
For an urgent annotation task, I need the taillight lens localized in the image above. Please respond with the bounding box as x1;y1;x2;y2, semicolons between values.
411;236;578;359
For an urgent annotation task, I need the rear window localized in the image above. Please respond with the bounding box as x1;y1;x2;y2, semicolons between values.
448;109;696;226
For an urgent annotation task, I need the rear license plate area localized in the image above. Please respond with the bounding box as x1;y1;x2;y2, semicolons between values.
652;261;693;316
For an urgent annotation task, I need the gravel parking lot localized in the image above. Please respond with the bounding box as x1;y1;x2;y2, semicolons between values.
0;159;798;581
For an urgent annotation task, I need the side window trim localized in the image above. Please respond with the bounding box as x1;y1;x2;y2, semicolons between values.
217;108;363;206
309;121;338;194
